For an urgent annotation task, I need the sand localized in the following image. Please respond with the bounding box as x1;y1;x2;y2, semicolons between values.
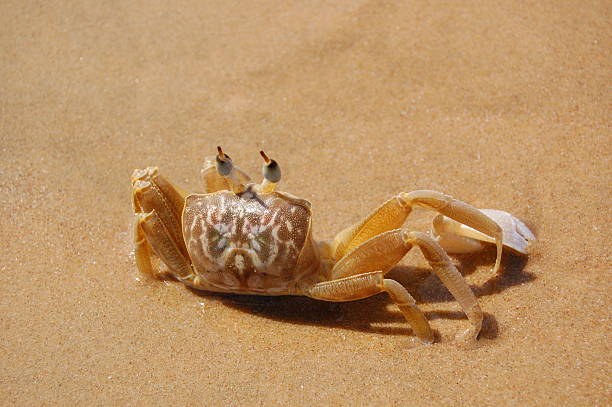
1;1;610;405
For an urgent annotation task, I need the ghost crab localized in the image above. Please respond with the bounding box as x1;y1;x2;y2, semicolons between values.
131;147;534;343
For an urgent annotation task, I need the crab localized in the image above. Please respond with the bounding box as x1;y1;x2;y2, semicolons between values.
131;147;534;343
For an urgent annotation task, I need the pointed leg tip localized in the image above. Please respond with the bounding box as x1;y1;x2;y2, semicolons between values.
420;336;435;345
454;327;480;348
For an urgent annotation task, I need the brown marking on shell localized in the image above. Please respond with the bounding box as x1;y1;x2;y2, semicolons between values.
183;191;314;293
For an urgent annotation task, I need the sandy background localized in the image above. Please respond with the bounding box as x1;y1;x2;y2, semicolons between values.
1;1;610;405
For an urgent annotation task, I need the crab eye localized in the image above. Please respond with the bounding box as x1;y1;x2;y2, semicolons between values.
259;150;281;183
216;146;233;176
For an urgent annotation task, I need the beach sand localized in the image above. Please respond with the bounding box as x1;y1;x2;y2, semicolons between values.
1;1;610;405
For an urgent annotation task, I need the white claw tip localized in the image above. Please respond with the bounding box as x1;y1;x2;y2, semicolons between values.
483;209;535;255
433;209;535;255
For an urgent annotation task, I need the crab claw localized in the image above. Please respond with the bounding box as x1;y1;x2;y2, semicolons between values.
432;209;535;255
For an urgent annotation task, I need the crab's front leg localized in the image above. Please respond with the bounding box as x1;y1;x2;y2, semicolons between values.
333;190;511;273
132;167;195;282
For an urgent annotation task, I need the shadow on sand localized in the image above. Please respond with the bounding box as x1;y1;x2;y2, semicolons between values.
188;246;533;341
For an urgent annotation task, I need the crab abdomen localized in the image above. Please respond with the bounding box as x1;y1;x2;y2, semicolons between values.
182;191;319;294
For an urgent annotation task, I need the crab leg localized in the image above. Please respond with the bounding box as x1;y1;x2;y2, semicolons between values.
134;211;194;280
401;191;503;273
332;190;503;273
332;196;410;259
308;271;434;343
132;167;186;247
134;214;155;277
132;167;194;280
331;230;482;342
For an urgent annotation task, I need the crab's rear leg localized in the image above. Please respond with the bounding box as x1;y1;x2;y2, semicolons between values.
307;271;434;343
332;190;504;273
132;167;194;281
331;230;482;342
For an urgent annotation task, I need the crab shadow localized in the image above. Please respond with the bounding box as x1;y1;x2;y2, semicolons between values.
188;248;533;340
390;247;535;304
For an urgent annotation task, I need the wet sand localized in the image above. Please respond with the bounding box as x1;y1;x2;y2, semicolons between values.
1;1;610;405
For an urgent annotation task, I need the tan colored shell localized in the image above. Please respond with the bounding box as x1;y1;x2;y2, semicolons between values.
182;190;322;294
